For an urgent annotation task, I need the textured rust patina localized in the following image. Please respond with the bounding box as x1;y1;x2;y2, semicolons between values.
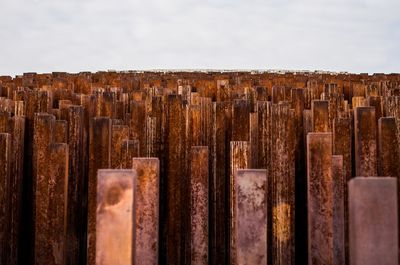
132;158;159;265
96;170;135;265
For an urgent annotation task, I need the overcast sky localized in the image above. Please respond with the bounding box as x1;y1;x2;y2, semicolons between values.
0;0;399;75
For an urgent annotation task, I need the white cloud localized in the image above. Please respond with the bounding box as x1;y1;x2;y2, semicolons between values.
0;0;398;75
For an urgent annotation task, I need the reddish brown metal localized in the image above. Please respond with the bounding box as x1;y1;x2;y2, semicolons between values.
307;132;333;265
271;102;295;265
229;141;250;265
111;125;129;169
332;155;345;265
96;169;135;265
354;107;377;176
189;147;209;265
0;133;11;265
348;177;398;265
88;117;111;265
312;100;329;132
132;158;160;265
235;169;267;265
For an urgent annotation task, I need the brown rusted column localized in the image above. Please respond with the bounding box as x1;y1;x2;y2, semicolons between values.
257;101;271;170
378;117;400;177
96;170;135;265
0;133;11;265
333;117;352;265
88;117;111;265
8;116;25;265
212;101;231;265
130;100;146;157
145;116;159;157
291;88;307;265
121;139;140;169
54;120;68;143
189;147;209;265
132;158;160;265
33;113;55;264
235;169;267;265
249;112;258;168
348;177;398;265
378;117;400;262
229;141;250;264
111;125;129;169
312;100;329;132
47;143;69;265
271;102;295;265
232;99;250;141
189;105;202;147
164;95;187;264
307;132;333;265
354;107;377;176
66;105;84;265
332;155;345;265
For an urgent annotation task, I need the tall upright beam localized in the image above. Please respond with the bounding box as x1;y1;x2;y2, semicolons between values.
354;107;377;176
232;99;250;141
33;113;55;264
212;101;231;265
312;100;329;132
378;117;400;177
66;105;84;265
190;147;209;265
95;170;135;265
0;133;11;265
271;102;295;265
111;125;129;169
349;177;398;265
8;116;25;265
132;158;160;265
88;117;111;265
307;132;333;265
235;169;267;265
164;95;187;264
332;155;345;265
229;141;250;264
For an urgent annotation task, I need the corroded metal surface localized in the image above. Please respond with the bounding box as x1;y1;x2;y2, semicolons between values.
88;117;112;265
190;147;209;265
332;155;345;265
235;169;267;265
229;141;250;265
132;158;159;265
96;169;135;265
0;133;11;265
307;132;333;265
354;107;377;176
0;71;399;265
349;177;398;265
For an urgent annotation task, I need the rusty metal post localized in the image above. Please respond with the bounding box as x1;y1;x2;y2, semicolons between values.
190;147;209;265
66;105;84;265
8;116;25;265
332;155;345;265
312;100;329;132
271;102;295;265
88;117;111;265
132;158;160;265
111;125;129;169
96;170;135;265
354;107;377;176
348;177;398;265
0;133;11;265
307;132;333;265
229;141;250;265
235;169;267;265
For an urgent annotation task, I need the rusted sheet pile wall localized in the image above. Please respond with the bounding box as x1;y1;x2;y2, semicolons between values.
0;71;399;265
